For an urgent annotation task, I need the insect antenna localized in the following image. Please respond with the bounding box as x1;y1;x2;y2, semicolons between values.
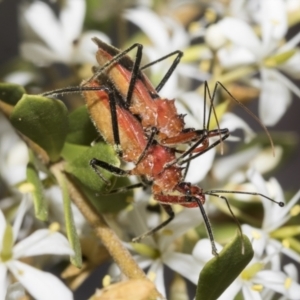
204;81;224;154
215;81;275;156
205;190;284;207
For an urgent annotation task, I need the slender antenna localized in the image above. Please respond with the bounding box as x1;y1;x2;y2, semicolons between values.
42;85;105;97
216;81;275;156
205;190;284;207
204;81;224;155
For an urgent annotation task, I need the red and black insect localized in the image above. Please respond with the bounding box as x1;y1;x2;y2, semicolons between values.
81;75;283;256
43;39;284;255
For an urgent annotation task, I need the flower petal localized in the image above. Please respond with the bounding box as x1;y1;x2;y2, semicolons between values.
271;67;300;98
13;229;73;259
218;46;257;68
185;146;216;183
269;239;300;263
192;239;222;262
241;284;261;300
0;209;6;252
71;31;110;64
283;263;298;281
218;279;242;300
7;261;73;300
20;43;67;65
260;0;287;55
147;259;165;297
12;196;31;243
0;264;8;300
22;1;68;57
4;71;35;86
124;9;170;52
279;50;300;79
221;112;255;143
157;208;203;251
0;117;28;186
60;0;85;44
212;146;260;183
242;224;267;258
218;17;261;57
163;252;201;284
5;282;25;300
259;68;291;126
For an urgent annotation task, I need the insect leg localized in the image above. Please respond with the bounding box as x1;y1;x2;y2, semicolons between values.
164;129;229;168
90;158;130;185
140;50;183;93
131;204;175;242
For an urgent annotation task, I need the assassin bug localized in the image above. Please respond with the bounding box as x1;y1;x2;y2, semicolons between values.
85;37;274;155
45;74;282;256
45;73;233;256
43;40;284;255
79;75;283;256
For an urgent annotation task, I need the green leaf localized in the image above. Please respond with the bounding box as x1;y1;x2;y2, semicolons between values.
196;234;254;300
10;94;68;162
66;105;98;145
0;83;25;105
56;170;82;268
26;162;48;221
63;142;119;192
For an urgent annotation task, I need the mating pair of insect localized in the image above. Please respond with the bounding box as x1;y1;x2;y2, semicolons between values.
44;38;284;256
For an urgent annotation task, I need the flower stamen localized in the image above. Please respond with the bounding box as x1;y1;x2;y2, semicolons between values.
251;284;263;292
290;205;300;217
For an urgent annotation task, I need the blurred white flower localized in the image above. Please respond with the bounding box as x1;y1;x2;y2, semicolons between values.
219;258;300;300
0;197;74;300
123;8;208;99
5;282;25;300
111;199;206;297
243;169;300;263
212;0;300;125
0;116;28;186
20;0;109;65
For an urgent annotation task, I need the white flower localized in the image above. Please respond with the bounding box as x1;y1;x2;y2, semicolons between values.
214;0;300;125
0;116;28;186
123;8;207;99
20;0;109;65
0;196;74;300
112;199;207;297
219;259;300;300
243;169;300;263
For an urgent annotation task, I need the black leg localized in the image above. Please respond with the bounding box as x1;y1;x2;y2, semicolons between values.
132;204;175;242
135;126;158;165
140;50;183;93
177;131;230;166
90;158;130;186
104;183;146;194
164;129;229;168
